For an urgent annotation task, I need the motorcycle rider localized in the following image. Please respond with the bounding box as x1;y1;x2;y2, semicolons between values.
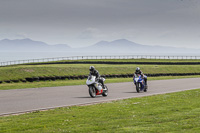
89;66;105;89
133;67;147;86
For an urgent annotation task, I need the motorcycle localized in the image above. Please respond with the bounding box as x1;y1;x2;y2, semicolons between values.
86;75;108;98
133;74;147;93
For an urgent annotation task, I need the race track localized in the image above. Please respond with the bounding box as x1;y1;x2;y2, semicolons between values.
0;78;200;116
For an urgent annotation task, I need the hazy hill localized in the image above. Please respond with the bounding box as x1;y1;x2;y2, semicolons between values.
84;39;199;54
0;38;71;52
91;39;144;49
0;38;199;54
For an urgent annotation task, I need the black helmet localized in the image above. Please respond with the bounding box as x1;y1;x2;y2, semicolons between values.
136;67;140;72
89;66;95;71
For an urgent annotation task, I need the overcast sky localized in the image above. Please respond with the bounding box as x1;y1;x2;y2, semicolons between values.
0;0;200;48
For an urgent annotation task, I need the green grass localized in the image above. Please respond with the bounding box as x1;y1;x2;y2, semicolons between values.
1;59;200;132
1;63;200;81
0;75;200;90
1;88;200;132
1;58;200;90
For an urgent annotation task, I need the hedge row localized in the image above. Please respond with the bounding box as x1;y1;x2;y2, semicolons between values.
29;61;200;65
0;73;200;84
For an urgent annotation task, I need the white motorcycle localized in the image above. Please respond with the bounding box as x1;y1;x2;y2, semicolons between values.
86;75;108;98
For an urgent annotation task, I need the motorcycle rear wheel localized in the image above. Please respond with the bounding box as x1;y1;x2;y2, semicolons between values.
89;86;96;98
144;85;148;92
102;85;108;97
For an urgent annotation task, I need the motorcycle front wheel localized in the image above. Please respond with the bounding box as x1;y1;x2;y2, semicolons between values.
89;86;96;98
136;82;140;93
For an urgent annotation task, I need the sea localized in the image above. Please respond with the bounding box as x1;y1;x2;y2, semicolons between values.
1;51;200;63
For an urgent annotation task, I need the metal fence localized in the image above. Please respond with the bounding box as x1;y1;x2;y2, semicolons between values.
1;55;200;66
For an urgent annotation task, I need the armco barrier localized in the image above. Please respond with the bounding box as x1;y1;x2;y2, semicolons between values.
26;61;200;65
1;73;200;84
1;55;200;66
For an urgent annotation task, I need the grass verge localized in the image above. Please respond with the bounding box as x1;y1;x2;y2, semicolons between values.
1;88;200;132
1;63;200;81
0;75;200;90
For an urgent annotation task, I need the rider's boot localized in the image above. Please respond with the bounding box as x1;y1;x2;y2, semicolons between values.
102;85;106;90
102;83;106;90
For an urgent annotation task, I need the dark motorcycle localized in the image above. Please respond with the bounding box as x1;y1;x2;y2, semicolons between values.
133;74;148;93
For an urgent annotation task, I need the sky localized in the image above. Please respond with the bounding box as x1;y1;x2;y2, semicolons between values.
0;0;200;48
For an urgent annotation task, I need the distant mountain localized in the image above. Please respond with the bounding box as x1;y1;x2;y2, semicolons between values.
84;39;199;54
91;39;143;49
0;38;199;54
0;38;71;52
92;39;142;48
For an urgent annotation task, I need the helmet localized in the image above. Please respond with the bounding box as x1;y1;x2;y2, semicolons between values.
89;66;95;71
136;67;140;72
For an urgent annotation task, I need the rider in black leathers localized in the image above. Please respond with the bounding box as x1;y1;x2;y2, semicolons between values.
89;66;105;89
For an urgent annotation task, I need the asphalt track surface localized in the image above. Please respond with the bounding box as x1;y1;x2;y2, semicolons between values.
0;78;200;116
